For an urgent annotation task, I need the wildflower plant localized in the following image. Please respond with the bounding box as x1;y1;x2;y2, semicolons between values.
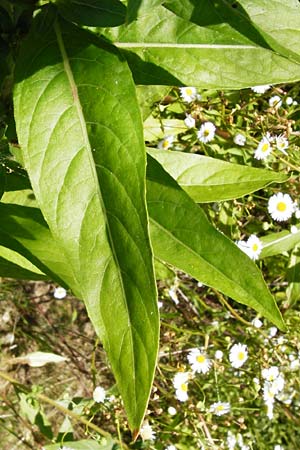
1;1;300;449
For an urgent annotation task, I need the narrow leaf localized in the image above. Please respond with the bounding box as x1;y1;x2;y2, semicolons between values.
146;155;285;330
260;228;300;258
148;149;288;202
0;245;47;280
14;9;158;431
55;0;127;27
99;5;300;88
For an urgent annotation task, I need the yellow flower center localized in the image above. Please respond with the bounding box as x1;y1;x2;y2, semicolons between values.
196;354;206;363
162;140;170;149
252;243;258;251
181;383;188;392
185;88;193;96
204;129;210;136
262;142;270;152
216;404;224;411
238;352;245;360
277;201;287;212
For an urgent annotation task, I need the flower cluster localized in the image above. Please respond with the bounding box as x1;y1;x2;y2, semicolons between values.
254;132;289;160
236;235;263;260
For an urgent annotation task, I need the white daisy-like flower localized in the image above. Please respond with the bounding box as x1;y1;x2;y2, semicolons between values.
263;382;275;404
290;359;300;370
140;421;156;441
246;235;263;260
184;114;196;128
93;386;106;403
268;192;294;221
187;348;211;374
286;96;294;106
165;445;176;450
167;406;177;416
179;86;198;103
197;121;216;143
215;350;223;360
251;85;271;94
252;317;263;328
270;375;285;394
209;401;231;416
158;135;174;150
274;445;284;450
254;133;273;160
229;343;248;368
233;133;246;146
275;135;289;155
269;95;282;109
262;366;279;382
53;286;67;299
268;326;278;338
173;372;190;402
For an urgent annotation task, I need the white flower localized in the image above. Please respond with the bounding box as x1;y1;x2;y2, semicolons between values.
215;350;223;360
197;121;216;143
290;359;300;370
275;134;289;155
61;447;74;450
252;317;263;328
140;421;156;441
262;366;279;382
270;375;285;394
168;287;179;304
268;193;294;222
165;446;176;450
254;133;273;160
179;86;198;103
173;372;189;402
263;382;275;405
268;326;278;338
274;446;284;450
246;235;263;260
229;343;248;368
184;114;196;128
251;85;271;94
167;406;177;416
269;95;282;109
286;96;294;106
93;386;106;403
209;401;230;416
227;431;237;450
53;287;67;299
158;135;174;150
233;133;246;146
187;348;211;374
266;401;274;420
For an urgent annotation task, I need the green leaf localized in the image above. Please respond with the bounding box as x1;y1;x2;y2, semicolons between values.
147;149;288;202
146;155;285;330
260;228;300;258
0;245;47;280
0;164;5;199
0;203;76;288
44;439;116;450
154;257;175;281
99;4;300;88
14;9;158;432
126;0;164;23
144;118;185;142
164;0;300;62
55;0;127;27
286;245;300;308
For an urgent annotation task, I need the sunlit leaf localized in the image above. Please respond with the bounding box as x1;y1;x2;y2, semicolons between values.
146;155;285;330
148;149;287;202
14;8;158;432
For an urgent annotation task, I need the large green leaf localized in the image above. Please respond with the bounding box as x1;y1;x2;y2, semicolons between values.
148;149;288;202
260;228;300;258
0;203;75;288
55;0;127;27
126;0;164;22
164;0;300;63
98;4;300;88
146;155;285;330
14;9;158;432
